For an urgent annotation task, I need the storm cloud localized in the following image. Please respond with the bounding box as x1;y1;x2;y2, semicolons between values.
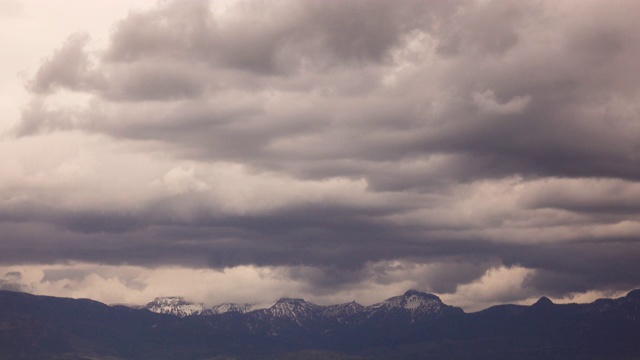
1;0;639;308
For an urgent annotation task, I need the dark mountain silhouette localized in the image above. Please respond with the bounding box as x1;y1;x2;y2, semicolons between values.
1;289;639;359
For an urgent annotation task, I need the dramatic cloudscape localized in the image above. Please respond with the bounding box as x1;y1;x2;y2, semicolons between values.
1;0;639;311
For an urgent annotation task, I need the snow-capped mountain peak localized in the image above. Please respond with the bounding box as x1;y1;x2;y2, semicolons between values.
144;297;206;317
145;297;276;317
369;290;445;316
267;298;322;320
208;302;271;314
149;296;190;306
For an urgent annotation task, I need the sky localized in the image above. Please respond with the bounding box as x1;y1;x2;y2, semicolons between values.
0;0;639;312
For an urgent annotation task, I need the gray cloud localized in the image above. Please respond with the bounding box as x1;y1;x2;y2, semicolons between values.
514;240;640;297
5;0;640;304
28;33;102;94
520;179;640;215
104;0;454;73
18;0;640;184
0;271;24;291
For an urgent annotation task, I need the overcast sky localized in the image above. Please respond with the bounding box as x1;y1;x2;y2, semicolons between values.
1;0;639;311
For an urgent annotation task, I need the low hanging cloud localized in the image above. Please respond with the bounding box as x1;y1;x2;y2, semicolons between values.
0;271;24;292
2;0;640;305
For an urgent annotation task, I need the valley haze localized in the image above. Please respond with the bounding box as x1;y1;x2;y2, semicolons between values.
0;0;639;319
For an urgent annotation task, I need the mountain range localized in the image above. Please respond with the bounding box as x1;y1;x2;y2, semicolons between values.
1;289;639;359
142;289;456;321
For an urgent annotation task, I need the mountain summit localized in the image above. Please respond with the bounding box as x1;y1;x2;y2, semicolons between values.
144;296;206;317
367;289;457;318
263;298;323;321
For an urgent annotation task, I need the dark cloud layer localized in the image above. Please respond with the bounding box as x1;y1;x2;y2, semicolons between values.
4;0;640;303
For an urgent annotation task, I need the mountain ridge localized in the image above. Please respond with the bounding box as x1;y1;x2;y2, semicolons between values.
1;288;639;359
141;289;456;319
